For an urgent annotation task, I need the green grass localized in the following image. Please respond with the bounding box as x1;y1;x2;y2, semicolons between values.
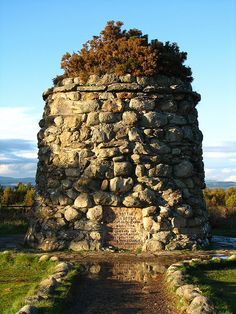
0;252;56;314
212;228;236;238
0;220;28;235
184;260;236;314
35;269;78;314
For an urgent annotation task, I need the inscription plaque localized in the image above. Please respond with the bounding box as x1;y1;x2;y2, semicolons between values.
103;207;143;249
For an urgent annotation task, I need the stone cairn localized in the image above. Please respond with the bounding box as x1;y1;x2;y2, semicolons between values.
25;74;209;251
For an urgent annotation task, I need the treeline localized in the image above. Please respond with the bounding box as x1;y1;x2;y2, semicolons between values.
204;187;236;209
204;187;236;228
0;183;35;207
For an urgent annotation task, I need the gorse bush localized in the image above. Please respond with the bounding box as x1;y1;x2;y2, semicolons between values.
54;21;193;84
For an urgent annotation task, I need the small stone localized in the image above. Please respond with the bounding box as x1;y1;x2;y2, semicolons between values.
142;206;157;217
159;100;177;112
165;127;183;142
86;112;99;126
167;270;186;287
129;97;156;111
107;82;140;91
162;189;182;206
90;231;101;240
141;112;168;128
66;91;81;101
128;128;143;142
145;239;165;252
150;164;172;177
119;74;135;82
101;99;124;112
93;191;119;206
187;295;214;314
62;78;74;85
64;206;79;221
101;179;109;191
143;217;153;231
50;256;59;262
40;276;58;293
91;125;114;143
228;254;236;261
122;193;142;207
174;161;194;178
99;112;118;123
55;262;70;273
159;206;171;218
86;205;103;221
72;100;100;113
153;231;172;243
149;140;171;154
54;116;63;126
17;305;38;314
69;240;90;251
74;193;92;208
176;205;193;218
114;162;133;177
110;177;134;193
39;254;50;262
65;168;80;177
122;111;138;125
176;284;202;303
98;73;119;85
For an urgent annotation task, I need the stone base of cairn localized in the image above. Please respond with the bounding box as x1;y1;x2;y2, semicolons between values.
25;74;209;252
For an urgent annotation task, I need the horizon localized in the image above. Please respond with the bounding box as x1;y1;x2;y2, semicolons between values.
0;0;236;180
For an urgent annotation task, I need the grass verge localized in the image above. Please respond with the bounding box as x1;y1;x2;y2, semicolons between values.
182;260;236;314
0;252;56;314
35;268;78;314
0;252;78;314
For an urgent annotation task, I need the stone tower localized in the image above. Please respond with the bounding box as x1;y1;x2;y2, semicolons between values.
25;74;209;251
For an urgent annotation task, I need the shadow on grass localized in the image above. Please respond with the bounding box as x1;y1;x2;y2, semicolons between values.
185;261;236;314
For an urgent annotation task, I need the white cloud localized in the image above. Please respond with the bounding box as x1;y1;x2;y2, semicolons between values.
16;151;38;159
203;141;236;181
224;176;236;182
221;168;236;174
0;107;39;177
0;107;40;140
0;163;36;178
203;152;236;159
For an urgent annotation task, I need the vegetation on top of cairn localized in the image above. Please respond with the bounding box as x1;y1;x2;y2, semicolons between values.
53;21;193;84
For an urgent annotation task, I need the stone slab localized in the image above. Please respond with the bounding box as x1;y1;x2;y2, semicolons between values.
103;207;143;250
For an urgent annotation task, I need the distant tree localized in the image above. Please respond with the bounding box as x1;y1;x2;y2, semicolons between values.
15;182;27;204
1;187;12;205
226;194;236;209
24;189;35;207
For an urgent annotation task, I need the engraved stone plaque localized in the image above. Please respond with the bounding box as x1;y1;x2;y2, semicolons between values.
103;207;143;249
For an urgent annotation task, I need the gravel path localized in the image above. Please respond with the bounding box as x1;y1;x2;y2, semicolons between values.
61;263;177;314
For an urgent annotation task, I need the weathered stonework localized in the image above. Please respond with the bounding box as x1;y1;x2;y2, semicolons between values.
25;74;209;251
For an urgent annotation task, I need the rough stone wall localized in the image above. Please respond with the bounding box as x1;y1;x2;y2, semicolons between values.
25;74;209;251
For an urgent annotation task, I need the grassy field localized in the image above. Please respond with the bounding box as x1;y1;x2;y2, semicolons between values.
0;252;56;314
0;220;28;235
185;260;236;314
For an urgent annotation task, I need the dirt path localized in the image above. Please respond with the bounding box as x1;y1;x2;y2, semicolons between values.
60;262;178;314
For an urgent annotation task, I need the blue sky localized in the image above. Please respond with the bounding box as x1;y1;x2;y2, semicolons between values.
0;0;235;180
